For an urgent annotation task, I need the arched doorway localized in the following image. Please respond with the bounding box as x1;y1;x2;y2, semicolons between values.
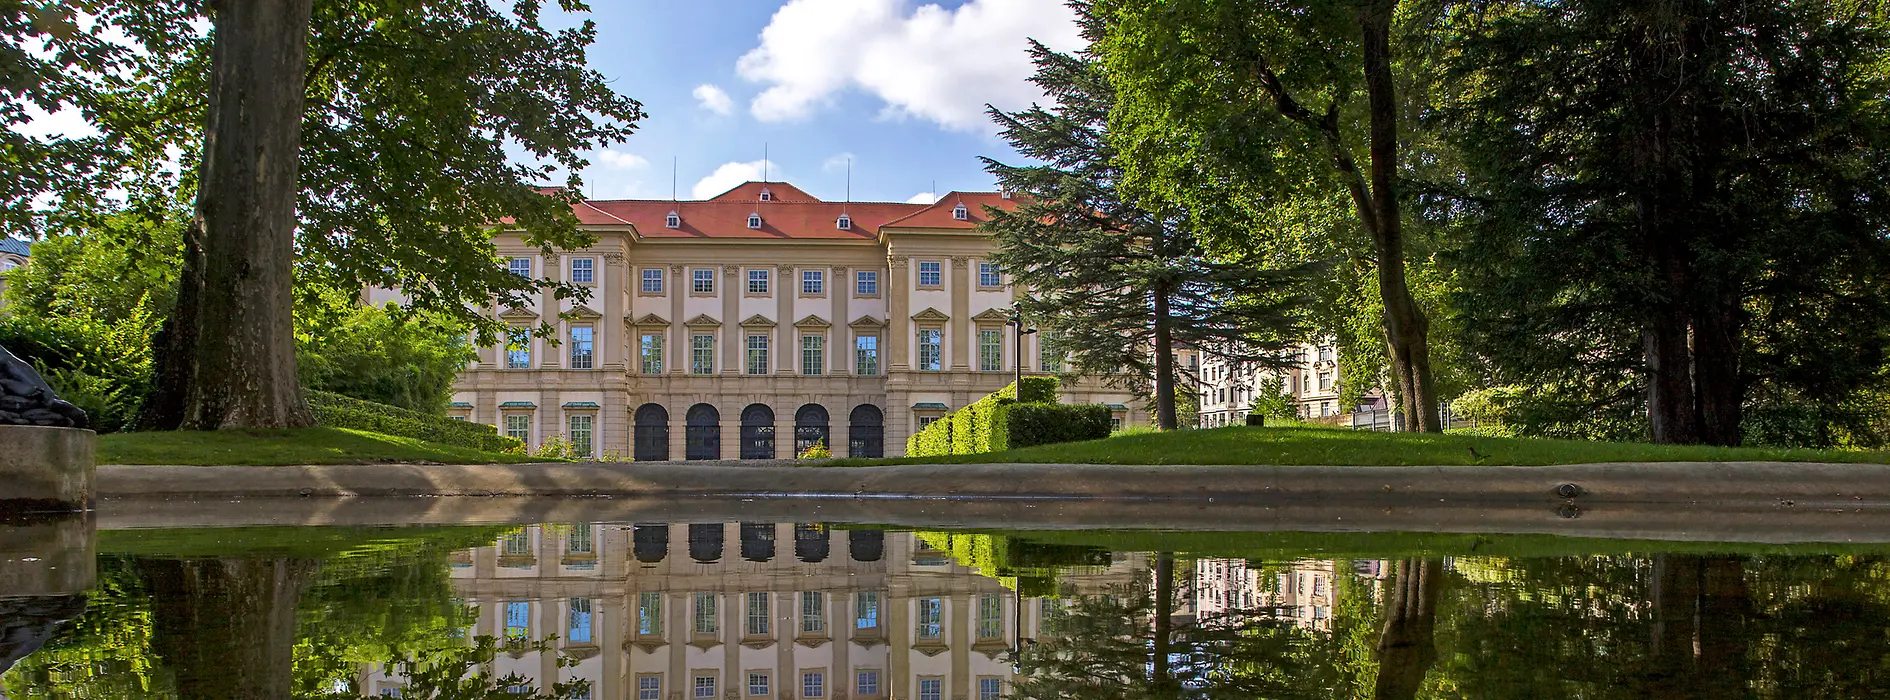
687;523;723;563
848;529;885;562
632;524;669;563
848;404;884;458
740;522;775;562
794;524;830;563
794;404;829;456
740;404;775;459
686;403;720;460
633;404;669;461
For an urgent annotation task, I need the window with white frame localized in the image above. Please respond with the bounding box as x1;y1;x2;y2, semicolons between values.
952;203;968;220
692;268;714;294
855;270;878;296
855;670;880;697
504;600;531;641
637;592;662;635
665;211;680;228
568;597;594;643
693;675;716;699
747;269;769;294
506;327;531;369
836;214;851;230
978;329;1002;372
977;595;1003;639
801;334;824;375
746;334;770;375
693;593;717;634
855;592;880;629
1039;333;1062;373
509;257;531;277
638;676;661;700
570;257;594;284
918;678;942;700
747;213;762;229
917;329;942;371
641;268;664;293
1318;372;1333;391
801;269;824;295
802;671;825;698
567;414;593;457
640;333;664;374
978;678;1001;700
916;597;942;639
916;415;940;429
504;414;530;443
917;261;942;287
745;592;771;636
801;591;825;633
747;672;770;697
978;262;1001;287
569;325;594;369
691;334;715;374
1318;345;1335;362
855;335;878;376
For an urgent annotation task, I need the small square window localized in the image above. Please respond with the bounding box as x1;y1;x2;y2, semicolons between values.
747;672;770;697
570;257;594;284
802;269;824;295
917;261;942;287
978;262;1001;287
836;214;851;230
692;268;715;294
641;268;664;294
855;270;878;296
748;214;763;229
748;269;769;295
665;211;680;228
952;204;968;220
802;671;825;698
509;257;532;278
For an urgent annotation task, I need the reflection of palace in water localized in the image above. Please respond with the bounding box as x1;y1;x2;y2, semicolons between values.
1188;558;1387;632
364;524;1143;699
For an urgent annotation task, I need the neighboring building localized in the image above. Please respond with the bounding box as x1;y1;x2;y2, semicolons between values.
1195;340;1386;427
1191;558;1341;632
0;236;29;307
358;523;1144;699
377;181;1143;459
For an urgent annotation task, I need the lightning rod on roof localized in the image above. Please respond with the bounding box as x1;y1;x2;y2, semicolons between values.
845;157;852;211
670;157;677;202
763;144;769;183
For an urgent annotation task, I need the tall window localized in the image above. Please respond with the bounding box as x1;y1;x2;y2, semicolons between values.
1318;345;1335;362
1039;333;1062;373
693;593;718;635
506;327;531;369
693;675;716;700
918;678;942;700
802;671;825;698
801;334;824;375
978;329;1002;372
747;269;769;294
569;325;594;369
745;592;771;636
567;414;593;457
976;595;1002;639
855;335;879;376
856;270;878;296
916;598;942;639
638;677;661;700
978;678;1002;700
567;525;593;554
570;257;594;284
747;673;770;698
691;334;715;375
692;268;715;294
568;597;594;643
855;671;880;697
641;268;664;293
504;414;530;443
855;592;880;629
917;261;942;286
504;601;531;641
802;269;824;295
637;592;662;635
1319;372;1333;391
501;529;531;555
509;257;531;277
640;333;664;374
917;329;942;371
800;591;826;634
978;262;1001;287
746;335;770;375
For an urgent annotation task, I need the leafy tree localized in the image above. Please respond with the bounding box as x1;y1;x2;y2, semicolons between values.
983;3;1310;430
2;1;643;430
296;299;475;414
1098;0;1447;432
1442;0;1890;445
1248;377;1301;423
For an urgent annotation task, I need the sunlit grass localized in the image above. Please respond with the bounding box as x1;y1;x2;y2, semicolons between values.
100;427;545;466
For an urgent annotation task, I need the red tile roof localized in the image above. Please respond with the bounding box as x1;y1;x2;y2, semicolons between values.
561;181;1009;241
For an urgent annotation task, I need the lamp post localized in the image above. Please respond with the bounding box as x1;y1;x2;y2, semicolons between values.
1006;302;1036;388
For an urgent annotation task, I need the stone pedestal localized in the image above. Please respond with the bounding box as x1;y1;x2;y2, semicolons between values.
0;426;96;513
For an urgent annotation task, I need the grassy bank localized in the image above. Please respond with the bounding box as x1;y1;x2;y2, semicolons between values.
832;425;1890;467
100;427;545;466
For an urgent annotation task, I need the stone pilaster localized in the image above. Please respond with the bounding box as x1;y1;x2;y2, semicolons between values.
602;252;626;370
949;257;970;371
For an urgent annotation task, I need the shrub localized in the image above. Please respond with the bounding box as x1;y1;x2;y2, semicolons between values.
908;416;953;457
798;439;833;460
0;311;159;433
297;301;475;413
908;377;1090;457
1009;403;1112;448
532;435;579;460
308;390;522;453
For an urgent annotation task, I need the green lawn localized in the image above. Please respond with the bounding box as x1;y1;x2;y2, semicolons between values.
830;425;1890;467
100;427;546;466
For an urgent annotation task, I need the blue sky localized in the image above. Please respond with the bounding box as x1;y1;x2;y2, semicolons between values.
556;0;1084;204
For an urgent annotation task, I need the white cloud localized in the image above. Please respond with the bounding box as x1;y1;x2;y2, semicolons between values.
822;152;857;172
693;84;735;115
594;148;649;170
905;191;936;204
691;159;782;199
736;0;1083;131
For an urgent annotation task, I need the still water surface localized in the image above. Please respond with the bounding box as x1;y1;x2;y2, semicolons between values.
1;520;1884;698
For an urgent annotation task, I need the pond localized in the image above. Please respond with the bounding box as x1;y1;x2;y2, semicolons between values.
2;514;1887;698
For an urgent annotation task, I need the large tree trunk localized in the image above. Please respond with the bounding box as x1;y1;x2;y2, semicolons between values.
1373;558;1443;700
142;557;319;699
145;0;316;430
1358;0;1441;433
1152;285;1179;430
1645;555;1750;697
1692;291;1744;446
1151;552;1176;692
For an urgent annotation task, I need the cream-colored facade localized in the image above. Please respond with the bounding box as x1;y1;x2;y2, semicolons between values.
359;523;1143;699
380;182;1143;459
1196;339;1386;427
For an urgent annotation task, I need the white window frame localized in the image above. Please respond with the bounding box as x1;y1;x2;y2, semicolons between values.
747;269;769;295
917;261;942;287
567;414;594;457
641;268;664;293
855;270;878;296
509;257;532;277
569;325;594;369
977;262;1001;287
801;334;824;376
570;257;595;284
691;334;716;375
917;329;942;371
978;328;1002;372
692;268;715;294
640;333;664;374
801;269;824;295
855;335;879;376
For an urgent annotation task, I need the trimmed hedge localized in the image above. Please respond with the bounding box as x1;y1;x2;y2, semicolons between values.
1009;403;1113;448
308;390;523;454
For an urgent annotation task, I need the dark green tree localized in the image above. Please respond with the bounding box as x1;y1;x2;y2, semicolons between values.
1442;0;1890;445
983;3;1310;430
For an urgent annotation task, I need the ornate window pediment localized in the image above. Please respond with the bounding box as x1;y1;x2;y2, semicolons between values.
793;314;832;329
849;315;887;329
739;314;777;328
971;308;1011;324
685;313;722;327
499;305;539;320
565;304;602;320
629;313;669;327
910;307;950;323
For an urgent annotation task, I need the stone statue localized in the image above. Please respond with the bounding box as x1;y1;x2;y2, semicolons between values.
0;345;88;429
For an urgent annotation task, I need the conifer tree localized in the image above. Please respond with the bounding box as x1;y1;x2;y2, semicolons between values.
981;3;1309;430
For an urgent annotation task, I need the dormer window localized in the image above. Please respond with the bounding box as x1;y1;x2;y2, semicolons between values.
748;213;763;229
759;188;773;202
952;203;968;221
836;214;851;230
665;211;680;229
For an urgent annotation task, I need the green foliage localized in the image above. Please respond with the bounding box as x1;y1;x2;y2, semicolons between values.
909;378;1070;457
0;310;159;433
797;439;833;460
1247;377;1301;423
1010;403;1114;449
1016;375;1060;404
296;299;476;414
531;434;579;461
908;416;952;458
308;391;522;454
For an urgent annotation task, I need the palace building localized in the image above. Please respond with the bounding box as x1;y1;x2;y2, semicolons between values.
376;181;1144;459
